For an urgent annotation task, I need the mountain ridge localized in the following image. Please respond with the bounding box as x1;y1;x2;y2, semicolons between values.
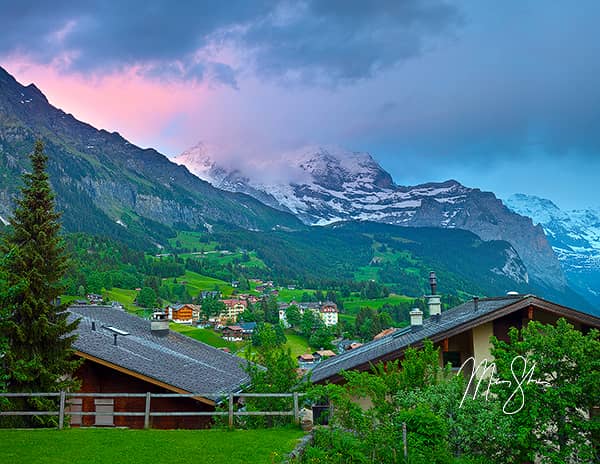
175;143;567;292
0;66;303;248
505;193;600;307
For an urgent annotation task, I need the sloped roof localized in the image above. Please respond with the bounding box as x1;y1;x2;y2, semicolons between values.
68;306;250;399
310;294;600;383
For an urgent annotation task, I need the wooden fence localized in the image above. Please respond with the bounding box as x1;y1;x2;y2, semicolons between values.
0;391;305;429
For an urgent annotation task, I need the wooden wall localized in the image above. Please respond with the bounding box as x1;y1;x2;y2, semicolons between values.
73;360;214;429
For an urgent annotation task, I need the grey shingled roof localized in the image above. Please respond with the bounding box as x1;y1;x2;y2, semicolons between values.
310;294;528;383
68;306;250;398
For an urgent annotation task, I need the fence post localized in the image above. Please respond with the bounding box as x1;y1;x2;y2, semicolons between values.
58;391;66;430
402;421;407;459
228;393;234;429
144;392;151;429
293;392;299;425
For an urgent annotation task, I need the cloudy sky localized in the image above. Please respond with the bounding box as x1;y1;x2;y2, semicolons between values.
1;0;599;209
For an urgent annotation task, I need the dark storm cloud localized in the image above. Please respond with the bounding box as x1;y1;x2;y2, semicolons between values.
0;0;461;85
240;0;462;82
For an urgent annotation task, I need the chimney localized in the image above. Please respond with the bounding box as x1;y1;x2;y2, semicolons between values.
473;296;479;312
426;271;441;319
151;312;169;336
429;271;437;295
409;308;423;330
91;321;96;331
113;334;118;346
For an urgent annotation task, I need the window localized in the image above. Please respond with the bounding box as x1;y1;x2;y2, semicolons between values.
94;399;114;426
443;351;462;369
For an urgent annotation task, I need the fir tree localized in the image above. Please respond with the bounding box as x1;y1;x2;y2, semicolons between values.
0;141;80;425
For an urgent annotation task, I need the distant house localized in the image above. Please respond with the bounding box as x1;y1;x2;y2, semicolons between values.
238;322;257;338
255;286;265;293
166;304;201;324
297;353;316;369
200;290;221;300
67;306;249;429
337;339;362;353
319;302;339;326
373;327;398;340
279;301;339;327
311;294;600;384
314;350;336;359
87;294;103;305
220;299;248;324
231;280;240;288
222;325;244;342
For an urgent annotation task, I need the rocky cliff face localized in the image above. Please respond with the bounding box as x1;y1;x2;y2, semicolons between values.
506;194;600;307
177;144;566;290
0;66;302;248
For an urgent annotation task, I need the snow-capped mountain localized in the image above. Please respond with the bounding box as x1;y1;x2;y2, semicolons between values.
175;144;566;291
505;194;600;306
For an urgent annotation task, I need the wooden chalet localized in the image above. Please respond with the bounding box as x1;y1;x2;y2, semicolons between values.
67;306;249;429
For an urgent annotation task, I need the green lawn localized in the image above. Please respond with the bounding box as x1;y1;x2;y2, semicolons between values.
342;293;413;313
162;270;234;298
0;428;304;464
169;323;242;351
284;331;312;358
105;288;152;318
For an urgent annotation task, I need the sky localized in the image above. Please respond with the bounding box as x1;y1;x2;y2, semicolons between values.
1;0;599;210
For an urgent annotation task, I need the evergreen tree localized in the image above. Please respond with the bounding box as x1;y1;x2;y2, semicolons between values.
0;141;80;424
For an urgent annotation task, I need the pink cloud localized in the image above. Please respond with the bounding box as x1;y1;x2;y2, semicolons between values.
2;56;211;155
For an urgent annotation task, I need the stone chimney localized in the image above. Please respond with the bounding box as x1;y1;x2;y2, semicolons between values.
473;296;479;312
151;312;169;336
409;308;423;330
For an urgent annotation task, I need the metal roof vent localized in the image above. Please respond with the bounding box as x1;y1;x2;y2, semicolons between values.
103;326;130;346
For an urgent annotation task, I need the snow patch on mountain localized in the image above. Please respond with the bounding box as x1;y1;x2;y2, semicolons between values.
176;143;567;290
505;193;600;306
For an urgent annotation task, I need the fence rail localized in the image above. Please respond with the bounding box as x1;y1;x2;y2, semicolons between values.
0;391;306;429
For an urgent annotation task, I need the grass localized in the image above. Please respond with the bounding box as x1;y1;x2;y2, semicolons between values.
105;288;152;318
169;323;242;351
162;270;234;298
342;293;413;313
284;331;312;358
0;428;305;464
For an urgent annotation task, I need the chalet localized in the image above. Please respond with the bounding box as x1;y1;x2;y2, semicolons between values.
222;325;244;342
67;306;249;429
310;292;600;384
166;304;201;323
